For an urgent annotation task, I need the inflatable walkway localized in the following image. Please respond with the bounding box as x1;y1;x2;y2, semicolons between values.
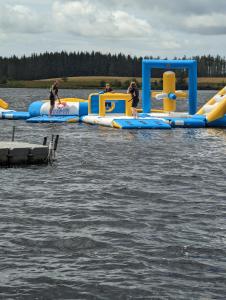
81;115;171;129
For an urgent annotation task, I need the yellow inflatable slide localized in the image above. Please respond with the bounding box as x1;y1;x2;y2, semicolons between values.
196;87;226;122
0;98;9;110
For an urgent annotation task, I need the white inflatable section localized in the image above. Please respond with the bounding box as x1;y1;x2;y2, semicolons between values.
82;114;140;127
82;114;171;127
82;115;115;127
203;95;226;113
0;108;15;119
155;93;168;100
174;120;185;126
203;103;218;113
149;112;190;118
213;95;226;103
40;102;80;116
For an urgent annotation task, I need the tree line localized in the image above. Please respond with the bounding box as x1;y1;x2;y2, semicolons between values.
0;51;226;82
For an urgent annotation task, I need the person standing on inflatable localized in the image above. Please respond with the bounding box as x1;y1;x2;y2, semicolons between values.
104;83;113;93
127;81;139;118
49;80;61;115
99;83;114;95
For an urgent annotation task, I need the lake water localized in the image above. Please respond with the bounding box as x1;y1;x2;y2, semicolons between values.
0;89;226;299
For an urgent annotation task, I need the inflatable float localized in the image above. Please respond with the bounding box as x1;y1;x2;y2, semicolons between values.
0;97;30;119
80;59;226;129
0;98;17;119
0;97;88;123
26;98;88;123
2;59;226;129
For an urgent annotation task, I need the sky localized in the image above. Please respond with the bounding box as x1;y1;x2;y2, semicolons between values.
0;0;226;58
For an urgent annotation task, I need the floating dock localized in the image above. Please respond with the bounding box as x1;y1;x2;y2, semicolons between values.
0;142;49;166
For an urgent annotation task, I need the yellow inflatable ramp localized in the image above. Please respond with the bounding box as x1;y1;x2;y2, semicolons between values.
0;98;9;109
196;86;226;122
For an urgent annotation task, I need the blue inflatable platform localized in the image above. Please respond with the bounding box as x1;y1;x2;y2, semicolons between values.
1;111;30;120
27;115;79;123
112;118;171;129
166;115;206;128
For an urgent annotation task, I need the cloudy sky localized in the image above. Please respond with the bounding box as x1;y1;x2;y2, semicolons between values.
0;0;226;58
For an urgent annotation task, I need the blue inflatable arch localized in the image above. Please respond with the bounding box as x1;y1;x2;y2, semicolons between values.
142;59;197;115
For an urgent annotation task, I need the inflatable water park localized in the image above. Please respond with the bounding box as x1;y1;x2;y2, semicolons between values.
1;59;226;129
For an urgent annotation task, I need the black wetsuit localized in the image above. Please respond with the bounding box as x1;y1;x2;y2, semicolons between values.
104;87;113;93
128;87;139;108
49;84;58;106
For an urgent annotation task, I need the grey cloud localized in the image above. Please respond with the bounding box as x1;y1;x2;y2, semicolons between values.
186;26;226;35
1;0;226;57
64;0;223;16
57;0;226;36
103;0;226;15
0;4;50;34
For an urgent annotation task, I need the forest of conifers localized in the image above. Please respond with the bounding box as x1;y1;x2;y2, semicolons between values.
0;51;226;81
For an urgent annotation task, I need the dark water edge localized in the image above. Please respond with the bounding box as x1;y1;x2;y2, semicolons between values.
0;89;226;300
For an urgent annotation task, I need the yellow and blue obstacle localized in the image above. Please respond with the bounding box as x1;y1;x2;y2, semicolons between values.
82;59;226;129
81;60;204;129
140;59;226;128
139;59;205;128
81;92;171;129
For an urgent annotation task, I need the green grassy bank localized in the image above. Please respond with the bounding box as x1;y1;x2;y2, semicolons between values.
0;76;226;90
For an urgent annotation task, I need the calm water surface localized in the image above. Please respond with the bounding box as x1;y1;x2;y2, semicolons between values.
0;89;226;300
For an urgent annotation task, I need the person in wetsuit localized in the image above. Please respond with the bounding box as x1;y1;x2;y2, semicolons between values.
104;83;113;93
49;80;61;115
127;81;139;118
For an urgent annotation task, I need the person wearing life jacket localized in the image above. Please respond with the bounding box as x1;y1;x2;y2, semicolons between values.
49;80;61;115
127;81;139;118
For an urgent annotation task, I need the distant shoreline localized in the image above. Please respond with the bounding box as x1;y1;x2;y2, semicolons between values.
0;76;226;90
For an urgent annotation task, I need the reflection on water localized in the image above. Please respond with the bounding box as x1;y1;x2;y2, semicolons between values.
0;89;226;299
206;128;226;139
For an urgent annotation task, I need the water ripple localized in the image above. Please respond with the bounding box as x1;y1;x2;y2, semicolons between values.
0;89;226;299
